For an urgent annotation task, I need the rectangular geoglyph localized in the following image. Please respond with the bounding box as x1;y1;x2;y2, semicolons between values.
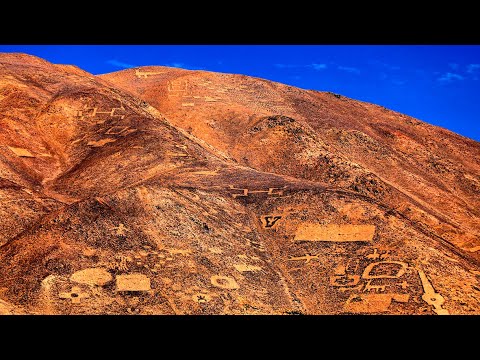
293;224;376;242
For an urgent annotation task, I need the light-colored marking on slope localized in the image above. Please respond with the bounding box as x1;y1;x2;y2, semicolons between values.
344;293;409;313
87;138;117;147
188;170;218;175
116;274;151;292
288;254;320;264
233;264;262;272
210;275;239;290
293;224;375;242
468;246;480;253
417;268;449;315
135;69;165;79
362;261;408;279
7;146;34;157
70;268;112;287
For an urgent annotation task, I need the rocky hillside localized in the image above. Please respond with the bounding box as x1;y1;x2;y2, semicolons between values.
0;54;479;314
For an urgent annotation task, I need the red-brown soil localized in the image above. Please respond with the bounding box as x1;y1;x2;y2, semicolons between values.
0;54;479;314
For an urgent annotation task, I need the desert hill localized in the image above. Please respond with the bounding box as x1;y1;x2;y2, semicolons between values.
0;54;479;314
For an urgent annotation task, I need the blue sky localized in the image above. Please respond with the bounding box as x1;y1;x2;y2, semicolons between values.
1;45;479;141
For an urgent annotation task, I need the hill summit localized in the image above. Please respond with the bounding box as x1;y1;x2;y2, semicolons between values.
0;53;479;314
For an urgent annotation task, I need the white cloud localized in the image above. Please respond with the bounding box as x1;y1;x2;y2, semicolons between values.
467;64;480;73
310;63;327;70
106;59;137;69
337;66;360;74
437;72;464;82
392;79;406;86
274;63;327;71
160;62;204;70
274;64;300;69
369;60;400;71
106;59;204;71
388;65;401;71
274;63;298;69
448;63;459;71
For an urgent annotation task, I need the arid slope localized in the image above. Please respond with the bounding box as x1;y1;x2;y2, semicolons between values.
0;55;479;314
